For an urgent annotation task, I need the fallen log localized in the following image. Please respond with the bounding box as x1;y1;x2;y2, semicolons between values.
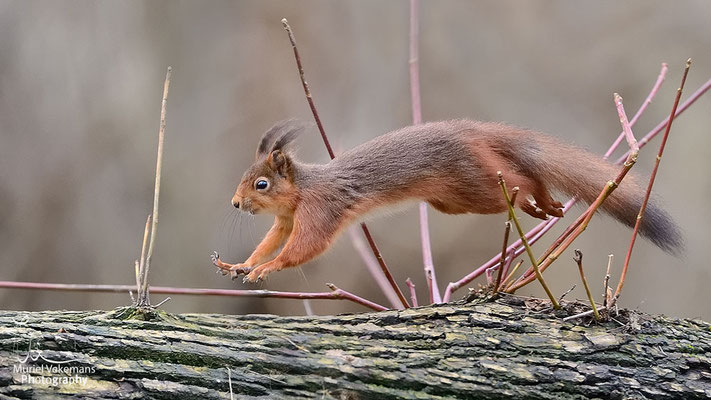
0;296;709;399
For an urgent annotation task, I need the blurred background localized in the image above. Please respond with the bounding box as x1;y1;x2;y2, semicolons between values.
0;1;709;319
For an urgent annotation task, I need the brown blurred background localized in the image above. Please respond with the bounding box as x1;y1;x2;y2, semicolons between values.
0;1;709;319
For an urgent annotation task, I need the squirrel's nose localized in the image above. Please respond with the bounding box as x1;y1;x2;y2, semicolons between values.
232;199;240;209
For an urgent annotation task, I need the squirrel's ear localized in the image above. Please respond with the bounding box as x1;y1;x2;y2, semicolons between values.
268;150;292;178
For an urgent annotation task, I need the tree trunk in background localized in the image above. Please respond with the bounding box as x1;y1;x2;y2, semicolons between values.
0;298;709;399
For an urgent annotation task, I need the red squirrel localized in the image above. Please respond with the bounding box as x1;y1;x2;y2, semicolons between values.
212;119;682;283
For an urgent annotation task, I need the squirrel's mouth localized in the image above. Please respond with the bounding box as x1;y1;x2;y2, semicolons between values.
239;198;258;215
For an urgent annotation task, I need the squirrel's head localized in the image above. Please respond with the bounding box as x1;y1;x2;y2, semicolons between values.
232;120;304;216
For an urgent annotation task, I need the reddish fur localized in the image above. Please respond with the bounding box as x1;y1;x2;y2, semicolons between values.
214;119;681;282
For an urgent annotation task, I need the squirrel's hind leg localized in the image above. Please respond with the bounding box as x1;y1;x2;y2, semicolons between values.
531;183;565;218
520;201;549;220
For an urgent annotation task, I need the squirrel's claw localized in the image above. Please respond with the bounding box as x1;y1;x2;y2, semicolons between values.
243;274;262;284
210;251;223;268
211;251;251;276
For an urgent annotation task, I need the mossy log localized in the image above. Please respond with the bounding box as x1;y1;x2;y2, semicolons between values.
0;297;710;399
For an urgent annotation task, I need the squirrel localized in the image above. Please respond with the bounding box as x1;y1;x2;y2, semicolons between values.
212;119;682;283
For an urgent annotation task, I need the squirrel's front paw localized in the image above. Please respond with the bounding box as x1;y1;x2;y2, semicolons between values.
243;271;263;284
243;264;279;283
210;251;252;280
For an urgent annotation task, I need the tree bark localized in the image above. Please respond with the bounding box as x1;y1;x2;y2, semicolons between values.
0;297;709;399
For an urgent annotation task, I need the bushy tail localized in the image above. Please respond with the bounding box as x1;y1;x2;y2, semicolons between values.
518;134;683;254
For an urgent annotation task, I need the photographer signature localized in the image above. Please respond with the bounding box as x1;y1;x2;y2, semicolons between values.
16;340;81;364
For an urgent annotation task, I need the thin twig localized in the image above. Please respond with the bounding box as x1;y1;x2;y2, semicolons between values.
408;0;441;304
573;250;600;321
133;260;140;297
611;59;691;308
153;297;171;308
0;281;388;312
499;249;515;286
426;270;435;304
135;214;151;298
346;228;402;309
494;186;517;293
405;278;418;307
360;224;410;308
281;18;409;309
409;0;422;127
603;254;613;308
558;285;576;303
281;19;333;159
500;258;522;290
138;66;171;306
563;305;608;322
498;173;560;309
485;266;495;286
326;283;389;311
605;63;668;159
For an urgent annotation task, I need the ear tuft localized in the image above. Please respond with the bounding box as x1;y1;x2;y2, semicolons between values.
268;149;291;177
256;119;307;159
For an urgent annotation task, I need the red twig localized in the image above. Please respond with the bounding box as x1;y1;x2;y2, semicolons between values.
281;19;334;159
425;270;435;304
0;281;387;312
360;223;410;308
347;228;402;308
611;59;691;307
409;0;423;127
605;63;668;159
281;18;409;309
405;278;419;307
409;0;441;303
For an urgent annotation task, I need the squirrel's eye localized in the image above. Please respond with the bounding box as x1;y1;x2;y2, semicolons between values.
255;178;270;191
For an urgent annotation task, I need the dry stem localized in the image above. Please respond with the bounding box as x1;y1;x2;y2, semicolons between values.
498;172;560;309
135;214;151;296
603;254;613;307
573;250;600;321
494;210;515;293
137;66;171;307
500;260;524;290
